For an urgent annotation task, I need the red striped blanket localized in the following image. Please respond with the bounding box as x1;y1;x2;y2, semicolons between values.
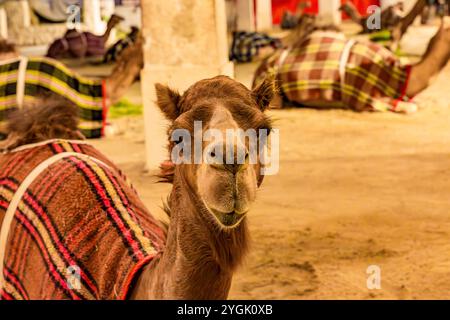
0;140;166;300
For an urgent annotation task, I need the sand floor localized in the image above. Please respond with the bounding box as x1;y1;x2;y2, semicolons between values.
83;30;450;299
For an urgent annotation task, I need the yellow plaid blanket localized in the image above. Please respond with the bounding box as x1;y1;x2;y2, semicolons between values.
0;56;106;138
254;32;414;113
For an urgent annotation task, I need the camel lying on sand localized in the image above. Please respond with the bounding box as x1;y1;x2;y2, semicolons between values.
254;16;450;114
47;14;125;59
0;36;143;139
0;75;274;300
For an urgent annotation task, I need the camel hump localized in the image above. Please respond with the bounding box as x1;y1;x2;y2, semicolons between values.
1;93;83;151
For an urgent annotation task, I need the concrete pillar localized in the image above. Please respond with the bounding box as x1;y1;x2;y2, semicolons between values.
0;8;7;39
83;0;104;34
140;0;234;171
255;0;273;31
4;0;31;29
318;0;341;25
236;0;255;31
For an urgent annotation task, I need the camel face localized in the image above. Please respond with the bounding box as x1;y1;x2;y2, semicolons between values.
195;105;258;228
155;75;275;229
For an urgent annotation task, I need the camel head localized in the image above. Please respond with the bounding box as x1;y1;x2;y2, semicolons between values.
107;14;125;29
156;76;275;229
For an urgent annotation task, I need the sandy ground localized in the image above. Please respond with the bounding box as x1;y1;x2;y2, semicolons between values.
73;27;450;299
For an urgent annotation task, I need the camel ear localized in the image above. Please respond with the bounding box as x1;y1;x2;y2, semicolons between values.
155;83;182;121
251;75;277;111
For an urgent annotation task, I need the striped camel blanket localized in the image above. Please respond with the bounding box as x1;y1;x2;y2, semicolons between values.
0;139;166;300
254;31;415;113
0;56;107;139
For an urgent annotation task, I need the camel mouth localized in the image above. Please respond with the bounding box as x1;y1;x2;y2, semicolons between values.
210;208;247;228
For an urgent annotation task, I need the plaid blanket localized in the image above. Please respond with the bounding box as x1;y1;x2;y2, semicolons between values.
230;31;282;63
0;56;106;139
254;32;414;112
0;139;166;300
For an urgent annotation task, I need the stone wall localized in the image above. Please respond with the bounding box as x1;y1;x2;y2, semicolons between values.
3;0;107;46
3;0;66;46
8;24;67;46
142;0;225;67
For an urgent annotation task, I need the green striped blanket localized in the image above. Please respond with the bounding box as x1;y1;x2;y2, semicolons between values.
0;57;106;139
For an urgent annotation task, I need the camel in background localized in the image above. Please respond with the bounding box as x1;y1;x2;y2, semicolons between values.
254;15;450;114
0;75;275;299
0;36;143;139
47;14;125;59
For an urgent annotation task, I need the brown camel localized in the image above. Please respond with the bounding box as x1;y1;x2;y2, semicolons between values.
254;15;450;113
104;35;144;105
47;14;125;59
0;76;275;299
0;36;143;139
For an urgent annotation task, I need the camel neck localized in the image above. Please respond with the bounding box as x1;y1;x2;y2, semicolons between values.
102;23;115;42
135;170;248;299
400;0;426;34
419;40;450;79
104;57;141;105
406;28;450;97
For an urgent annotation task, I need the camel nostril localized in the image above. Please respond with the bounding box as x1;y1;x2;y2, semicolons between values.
210;151;216;158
